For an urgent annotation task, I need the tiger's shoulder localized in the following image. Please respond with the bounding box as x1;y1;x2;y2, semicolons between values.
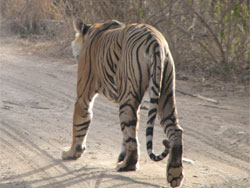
93;20;125;31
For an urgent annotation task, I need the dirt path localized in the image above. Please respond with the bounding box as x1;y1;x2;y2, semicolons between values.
0;36;249;188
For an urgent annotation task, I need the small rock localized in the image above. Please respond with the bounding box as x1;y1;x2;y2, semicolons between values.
238;131;245;135
24;131;29;136
182;157;194;164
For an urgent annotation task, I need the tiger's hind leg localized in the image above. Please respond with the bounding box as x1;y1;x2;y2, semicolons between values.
62;94;97;160
162;103;183;187
166;131;183;187
158;58;183;187
117;99;141;171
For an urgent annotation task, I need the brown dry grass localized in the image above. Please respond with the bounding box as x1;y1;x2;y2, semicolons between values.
0;0;249;84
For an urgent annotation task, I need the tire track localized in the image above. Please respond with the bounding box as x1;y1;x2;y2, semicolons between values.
1;76;74;105
184;125;250;163
139;96;250;173
0;118;162;188
0;118;71;171
0;136;51;183
0;118;74;188
1;36;249;187
184;128;250;172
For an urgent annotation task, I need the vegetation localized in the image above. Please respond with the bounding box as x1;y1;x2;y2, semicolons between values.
0;0;249;83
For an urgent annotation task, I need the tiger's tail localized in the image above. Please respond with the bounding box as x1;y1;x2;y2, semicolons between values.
146;42;170;162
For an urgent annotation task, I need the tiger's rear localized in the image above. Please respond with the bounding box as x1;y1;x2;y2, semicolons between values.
63;18;183;187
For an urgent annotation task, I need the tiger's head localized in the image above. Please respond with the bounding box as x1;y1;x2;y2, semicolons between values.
71;18;91;60
72;18;124;61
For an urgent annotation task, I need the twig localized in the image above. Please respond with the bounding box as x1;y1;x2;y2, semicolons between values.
2;100;24;106
31;106;50;110
176;89;219;104
199;104;228;110
2;105;13;110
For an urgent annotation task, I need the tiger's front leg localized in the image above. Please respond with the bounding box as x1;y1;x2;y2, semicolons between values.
117;100;140;171
117;138;126;163
62;97;94;160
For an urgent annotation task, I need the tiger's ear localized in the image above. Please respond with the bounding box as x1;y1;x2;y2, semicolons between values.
73;18;90;34
73;17;83;33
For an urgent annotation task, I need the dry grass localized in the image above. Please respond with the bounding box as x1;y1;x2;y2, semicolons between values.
0;0;249;84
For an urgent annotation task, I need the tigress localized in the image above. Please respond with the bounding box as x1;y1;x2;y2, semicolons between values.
62;18;183;187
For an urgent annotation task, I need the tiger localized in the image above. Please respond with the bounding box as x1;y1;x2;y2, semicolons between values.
62;18;183;187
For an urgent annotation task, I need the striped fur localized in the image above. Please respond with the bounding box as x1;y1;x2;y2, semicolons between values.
62;18;183;187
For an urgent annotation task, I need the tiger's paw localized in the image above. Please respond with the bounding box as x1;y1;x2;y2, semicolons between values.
167;164;183;187
116;161;138;172
116;150;138;171
61;145;84;160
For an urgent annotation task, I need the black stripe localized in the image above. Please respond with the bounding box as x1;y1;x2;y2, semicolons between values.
150;98;158;104
147;114;156;124
145;33;152;44
132;31;151;45
119;103;137;118
147;141;152;150
162;151;168;158
106;49;115;74
77;77;82;86
104;68;116;88
127;31;141;43
151;86;158;96
118;84;128;102
113;50;119;61
168;132;176;140
125;137;137;143
161;62;173;95
124;120;137;127
152;78;160;90
153;43;159;51
150;153;155;160
163;76;173;95
160;108;175;125
146;127;153;136
127;77;140;102
162;92;173;109
78;125;89;132
135;41;145;98
121;119;137;131
76;134;86;138
117;41;121;49
80;113;89;118
146;40;156;54
148;108;157;117
154;51;160;57
108;49;116;72
128;47;138;89
164;123;175;134
161;59;170;92
102;22;121;32
74;120;90;127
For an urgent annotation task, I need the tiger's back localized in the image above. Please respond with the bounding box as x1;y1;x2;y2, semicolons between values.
64;19;183;188
74;20;170;101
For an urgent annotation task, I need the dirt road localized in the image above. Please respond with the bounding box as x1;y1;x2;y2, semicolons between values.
0;36;249;188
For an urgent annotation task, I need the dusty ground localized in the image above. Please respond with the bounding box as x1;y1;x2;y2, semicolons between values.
0;34;249;188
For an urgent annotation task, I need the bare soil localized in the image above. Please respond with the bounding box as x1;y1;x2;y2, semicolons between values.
0;34;249;188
